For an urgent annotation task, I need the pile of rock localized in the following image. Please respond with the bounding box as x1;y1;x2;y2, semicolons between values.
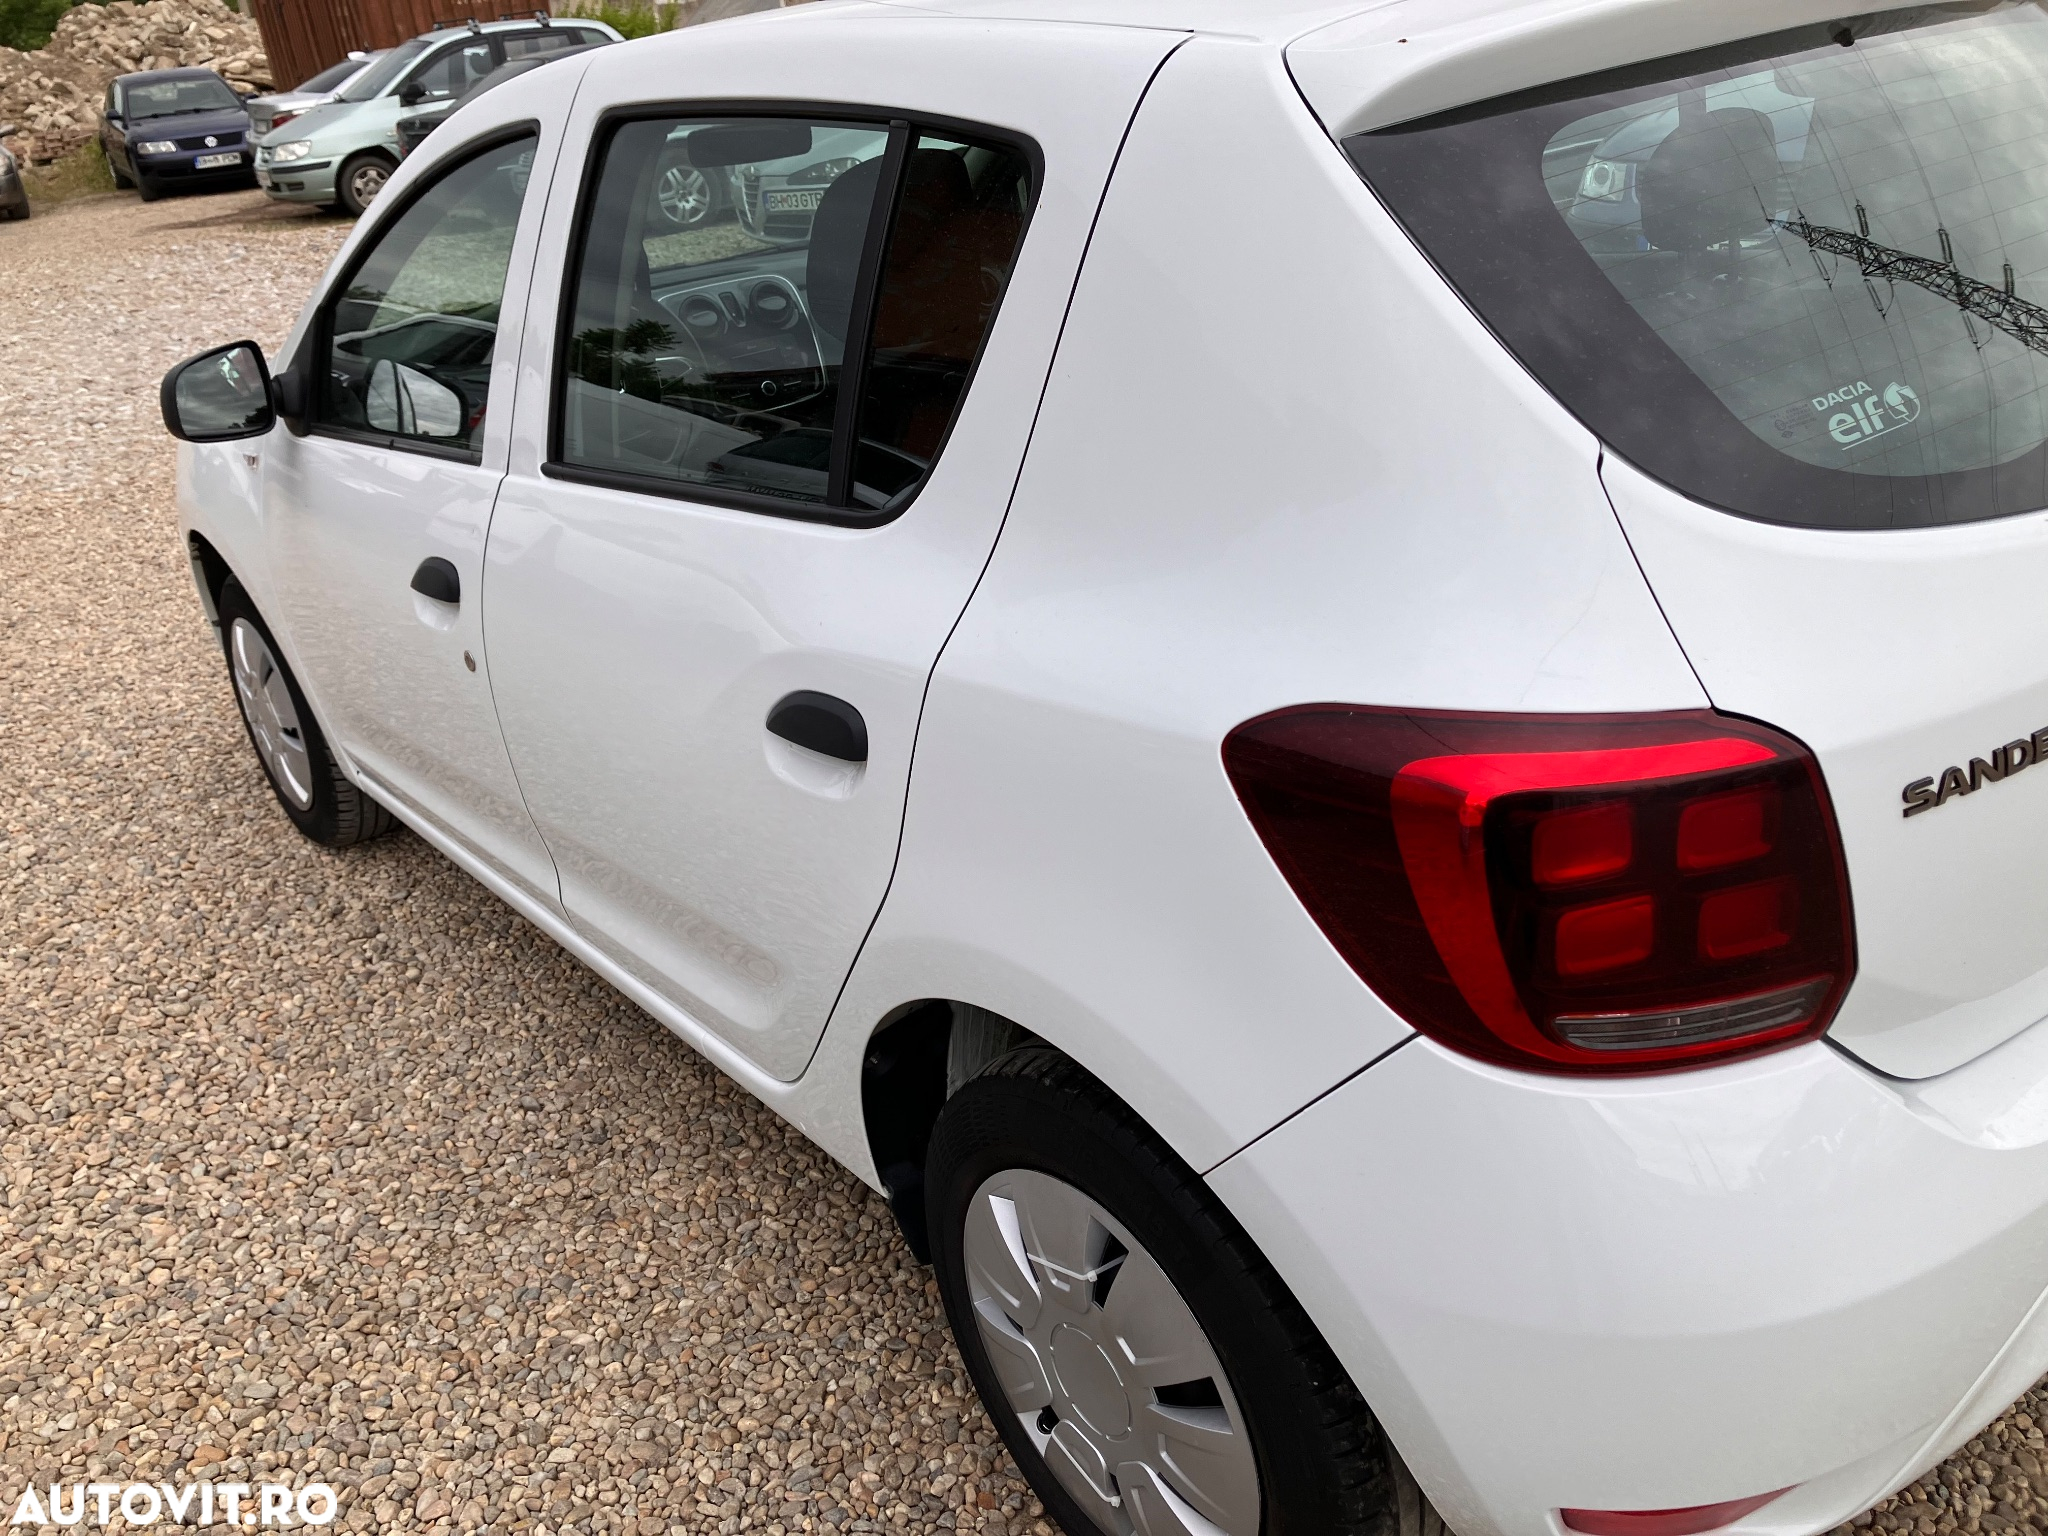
0;0;270;165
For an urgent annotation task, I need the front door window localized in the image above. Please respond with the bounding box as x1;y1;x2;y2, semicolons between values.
405;39;497;105
313;134;536;458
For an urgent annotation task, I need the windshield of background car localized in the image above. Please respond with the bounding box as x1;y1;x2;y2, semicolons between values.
298;55;372;93
126;76;239;118
338;37;430;102
1349;3;2048;529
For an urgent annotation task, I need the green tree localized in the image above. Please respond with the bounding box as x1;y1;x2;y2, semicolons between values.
0;0;80;53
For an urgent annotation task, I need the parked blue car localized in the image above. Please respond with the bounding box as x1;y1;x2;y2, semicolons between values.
99;69;256;202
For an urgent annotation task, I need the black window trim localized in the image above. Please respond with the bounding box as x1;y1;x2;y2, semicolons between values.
543;98;1045;530
304;120;543;468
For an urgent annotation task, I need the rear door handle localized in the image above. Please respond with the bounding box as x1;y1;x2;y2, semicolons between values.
767;691;867;763
410;556;460;605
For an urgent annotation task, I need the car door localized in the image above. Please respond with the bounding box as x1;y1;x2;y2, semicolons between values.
481;21;1182;1078
260;119;560;909
103;83;130;180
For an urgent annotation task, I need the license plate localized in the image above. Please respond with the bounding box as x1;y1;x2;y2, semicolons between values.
195;152;241;169
255;169;271;187
763;189;822;214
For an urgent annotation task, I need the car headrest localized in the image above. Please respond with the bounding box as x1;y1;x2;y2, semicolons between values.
1638;105;1781;255
889;147;973;266
806;157;884;345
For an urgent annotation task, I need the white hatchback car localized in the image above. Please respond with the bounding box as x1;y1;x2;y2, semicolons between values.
160;2;2048;1533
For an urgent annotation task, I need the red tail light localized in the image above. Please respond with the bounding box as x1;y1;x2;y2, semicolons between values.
1221;708;1855;1074
1561;1490;1792;1536
269;109;298;130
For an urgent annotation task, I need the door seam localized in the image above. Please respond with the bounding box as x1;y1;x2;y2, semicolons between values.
793;31;1200;1082
472;57;605;914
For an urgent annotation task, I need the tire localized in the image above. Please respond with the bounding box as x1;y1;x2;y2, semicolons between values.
3;202;26;220
651;158;717;229
109;155;133;189
215;580;396;848
927;1047;1441;1536
137;172;163;202
335;151;394;218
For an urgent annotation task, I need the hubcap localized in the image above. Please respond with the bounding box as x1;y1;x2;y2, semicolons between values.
962;1170;1261;1536
350;161;388;207
656;163;711;227
229;619;314;811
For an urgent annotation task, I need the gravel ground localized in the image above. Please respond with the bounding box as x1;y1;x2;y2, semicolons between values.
0;190;1045;1532
3;186;2047;1536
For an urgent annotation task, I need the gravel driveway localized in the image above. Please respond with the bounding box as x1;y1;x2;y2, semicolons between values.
4;188;2048;1536
0;190;1041;1533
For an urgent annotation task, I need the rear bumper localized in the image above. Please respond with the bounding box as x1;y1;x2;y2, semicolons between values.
1210;1027;2048;1536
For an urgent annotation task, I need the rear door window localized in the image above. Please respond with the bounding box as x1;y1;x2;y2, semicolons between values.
553;112;1033;518
1350;2;2048;529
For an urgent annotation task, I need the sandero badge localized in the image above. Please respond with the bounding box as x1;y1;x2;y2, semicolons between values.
1902;727;2048;816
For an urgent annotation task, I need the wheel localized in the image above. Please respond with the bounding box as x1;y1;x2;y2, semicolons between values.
652;159;716;228
215;580;396;847
109;152;133;189
137;172;163;202
927;1047;1438;1536
335;151;394;217
4;202;26;220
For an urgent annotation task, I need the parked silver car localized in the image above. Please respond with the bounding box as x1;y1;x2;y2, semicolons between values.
255;18;614;215
245;51;383;140
0;128;26;221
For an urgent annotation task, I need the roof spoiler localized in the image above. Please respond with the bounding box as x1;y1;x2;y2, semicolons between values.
1288;0;1935;138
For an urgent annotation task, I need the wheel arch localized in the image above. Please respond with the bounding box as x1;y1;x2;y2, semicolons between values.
187;529;234;634
859;997;1043;1263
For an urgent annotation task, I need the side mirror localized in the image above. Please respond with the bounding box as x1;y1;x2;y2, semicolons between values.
160;341;276;443
272;361;308;430
398;80;428;107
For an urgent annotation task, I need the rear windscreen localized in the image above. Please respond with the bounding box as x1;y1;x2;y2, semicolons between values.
1349;3;2048;529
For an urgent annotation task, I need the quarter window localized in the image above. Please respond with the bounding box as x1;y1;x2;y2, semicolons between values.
556;113;1032;517
853;134;1030;508
314;134;537;458
502;28;601;58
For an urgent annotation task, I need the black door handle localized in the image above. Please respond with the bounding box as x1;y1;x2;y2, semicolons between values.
767;691;867;763
410;557;460;604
